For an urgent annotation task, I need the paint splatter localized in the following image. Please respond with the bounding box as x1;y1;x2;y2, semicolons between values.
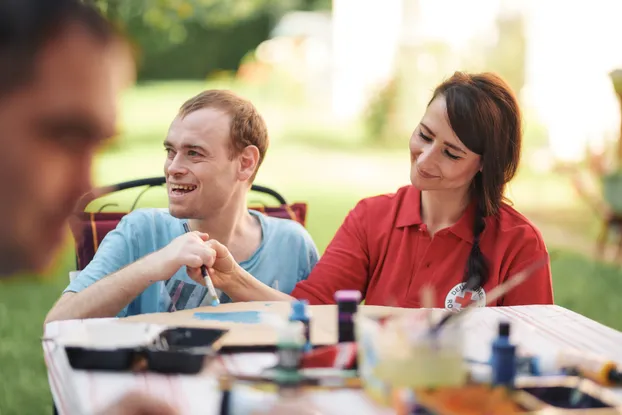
193;311;262;324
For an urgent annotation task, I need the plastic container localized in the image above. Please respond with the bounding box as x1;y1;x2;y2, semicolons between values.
65;326;227;374
355;312;467;406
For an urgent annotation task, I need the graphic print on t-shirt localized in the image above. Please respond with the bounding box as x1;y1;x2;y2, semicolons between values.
165;278;207;312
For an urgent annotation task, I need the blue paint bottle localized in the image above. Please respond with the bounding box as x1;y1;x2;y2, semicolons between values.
289;300;312;352
491;321;516;388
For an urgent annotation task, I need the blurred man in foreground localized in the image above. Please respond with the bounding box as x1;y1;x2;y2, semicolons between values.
0;0;176;413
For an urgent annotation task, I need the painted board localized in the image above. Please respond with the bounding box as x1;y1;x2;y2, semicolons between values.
120;301;440;347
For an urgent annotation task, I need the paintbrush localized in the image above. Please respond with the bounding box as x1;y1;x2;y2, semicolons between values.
182;222;220;307
430;255;549;334
420;284;435;328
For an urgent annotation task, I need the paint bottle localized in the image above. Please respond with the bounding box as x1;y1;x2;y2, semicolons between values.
334;290;362;343
275;320;305;387
490;321;516;388
289;300;312;352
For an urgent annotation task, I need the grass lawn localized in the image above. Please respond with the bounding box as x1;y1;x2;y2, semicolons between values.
1;79;621;414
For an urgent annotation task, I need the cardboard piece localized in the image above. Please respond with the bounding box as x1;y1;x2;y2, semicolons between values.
121;301;440;348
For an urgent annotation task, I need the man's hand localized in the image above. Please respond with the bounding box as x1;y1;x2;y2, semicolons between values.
156;231;217;283
97;391;178;415
185;239;238;290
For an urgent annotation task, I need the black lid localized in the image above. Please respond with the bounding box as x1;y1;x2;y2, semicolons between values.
608;368;622;384
498;321;510;336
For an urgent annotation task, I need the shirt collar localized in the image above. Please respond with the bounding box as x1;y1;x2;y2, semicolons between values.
395;186;477;243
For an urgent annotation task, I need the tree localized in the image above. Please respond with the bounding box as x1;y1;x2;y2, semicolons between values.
93;0;306;35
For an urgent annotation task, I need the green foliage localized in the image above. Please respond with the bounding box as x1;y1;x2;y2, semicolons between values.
91;0;318;80
132;16;273;80
94;0;299;32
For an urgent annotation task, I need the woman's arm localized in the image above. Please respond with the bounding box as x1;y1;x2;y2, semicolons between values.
290;200;371;304
210;200;372;304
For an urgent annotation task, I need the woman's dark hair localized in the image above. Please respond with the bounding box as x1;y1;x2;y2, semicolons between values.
429;71;522;290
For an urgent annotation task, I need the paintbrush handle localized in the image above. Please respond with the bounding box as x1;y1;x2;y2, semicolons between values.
479;256;548;307
202;266;219;298
182;222;220;305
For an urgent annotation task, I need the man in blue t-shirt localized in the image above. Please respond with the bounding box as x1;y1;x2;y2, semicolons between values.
45;90;319;322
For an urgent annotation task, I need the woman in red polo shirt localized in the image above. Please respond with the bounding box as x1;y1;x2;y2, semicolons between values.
209;71;554;308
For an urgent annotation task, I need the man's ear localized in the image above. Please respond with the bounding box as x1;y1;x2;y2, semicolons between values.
238;145;260;182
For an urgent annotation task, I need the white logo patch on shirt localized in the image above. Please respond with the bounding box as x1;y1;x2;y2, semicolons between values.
444;282;486;310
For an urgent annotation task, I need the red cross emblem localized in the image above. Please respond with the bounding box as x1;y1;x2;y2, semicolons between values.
455;291;474;308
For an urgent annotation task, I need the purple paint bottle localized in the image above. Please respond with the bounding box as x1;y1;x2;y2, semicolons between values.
334;290;362;343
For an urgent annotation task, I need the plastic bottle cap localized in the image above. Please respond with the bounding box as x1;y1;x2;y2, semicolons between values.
291;300;308;317
608;368;622;384
498;321;510;337
334;290;362;302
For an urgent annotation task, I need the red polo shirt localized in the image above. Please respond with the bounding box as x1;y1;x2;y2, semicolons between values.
292;185;553;308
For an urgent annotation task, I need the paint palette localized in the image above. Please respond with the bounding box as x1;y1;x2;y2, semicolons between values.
391;376;622;415
65;326;228;374
411;384;541;415
515;376;622;413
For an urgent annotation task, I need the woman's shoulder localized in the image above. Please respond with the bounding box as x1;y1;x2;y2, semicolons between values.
491;202;546;250
353;185;417;212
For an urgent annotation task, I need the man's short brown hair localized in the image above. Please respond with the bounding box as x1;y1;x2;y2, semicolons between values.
179;90;269;183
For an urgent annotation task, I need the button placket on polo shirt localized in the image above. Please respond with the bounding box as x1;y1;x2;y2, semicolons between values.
407;224;432;302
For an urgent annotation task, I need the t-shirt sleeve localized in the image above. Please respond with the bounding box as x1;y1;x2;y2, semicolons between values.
499;227;554;306
292;200;370;305
64;213;139;316
296;227;320;283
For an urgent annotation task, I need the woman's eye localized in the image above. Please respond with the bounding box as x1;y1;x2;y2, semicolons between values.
418;131;432;142
445;150;461;160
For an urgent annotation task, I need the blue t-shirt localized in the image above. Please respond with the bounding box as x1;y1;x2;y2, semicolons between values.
65;208;319;317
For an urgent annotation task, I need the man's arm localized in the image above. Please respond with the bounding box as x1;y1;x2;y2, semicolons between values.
45;215;216;324
45;250;173;323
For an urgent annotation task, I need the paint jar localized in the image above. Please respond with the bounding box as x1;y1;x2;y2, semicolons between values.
289;300;312;352
334;290;361;343
275;320;305;386
491;321;517;387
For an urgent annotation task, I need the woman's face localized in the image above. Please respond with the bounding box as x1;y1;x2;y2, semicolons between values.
409;96;482;193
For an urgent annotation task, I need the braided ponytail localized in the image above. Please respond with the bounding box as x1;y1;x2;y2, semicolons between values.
464;199;488;291
464;172;488;291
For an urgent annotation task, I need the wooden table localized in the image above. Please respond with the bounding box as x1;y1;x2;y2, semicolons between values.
43;303;622;414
